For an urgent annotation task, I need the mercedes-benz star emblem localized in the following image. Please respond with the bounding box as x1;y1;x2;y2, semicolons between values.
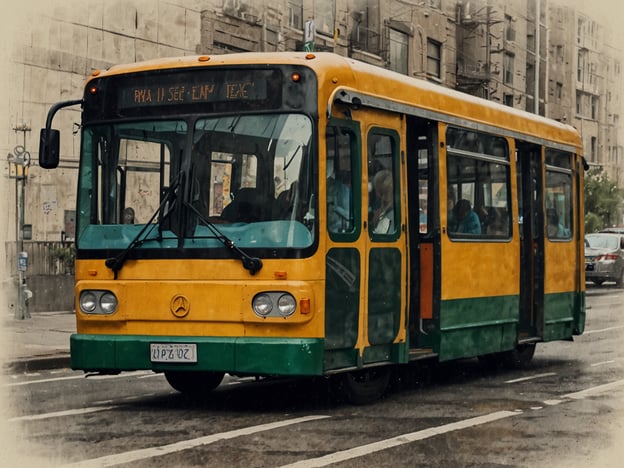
170;294;190;318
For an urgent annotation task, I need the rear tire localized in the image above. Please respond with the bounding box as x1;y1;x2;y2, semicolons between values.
339;367;392;405
502;343;536;369
164;371;224;397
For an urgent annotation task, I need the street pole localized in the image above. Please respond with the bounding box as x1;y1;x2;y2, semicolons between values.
8;123;32;320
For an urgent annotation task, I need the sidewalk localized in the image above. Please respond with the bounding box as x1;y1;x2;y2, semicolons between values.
2;311;74;373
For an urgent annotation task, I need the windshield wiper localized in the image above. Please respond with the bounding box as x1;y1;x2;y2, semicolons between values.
105;172;183;279
184;201;263;275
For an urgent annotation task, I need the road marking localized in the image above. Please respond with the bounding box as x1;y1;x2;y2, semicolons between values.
591;360;616;367
3;370;152;387
8;406;117;422
582;325;624;335
504;372;556;384
562;378;624;400
63;415;330;467
280;411;519;468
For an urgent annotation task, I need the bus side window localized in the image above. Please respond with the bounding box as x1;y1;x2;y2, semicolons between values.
368;131;398;237
326;126;355;234
545;149;573;240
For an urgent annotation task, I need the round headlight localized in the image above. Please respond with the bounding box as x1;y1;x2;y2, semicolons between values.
80;291;97;313
277;294;296;317
100;292;118;314
253;293;273;316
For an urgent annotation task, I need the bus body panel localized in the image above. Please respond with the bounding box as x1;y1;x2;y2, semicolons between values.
38;52;584;394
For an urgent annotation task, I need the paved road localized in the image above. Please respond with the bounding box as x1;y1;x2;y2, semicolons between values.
2;285;623;467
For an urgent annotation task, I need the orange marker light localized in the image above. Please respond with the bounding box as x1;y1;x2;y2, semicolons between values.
291;72;301;82
274;271;288;280
88;269;97;276
89;86;98;95
198;56;210;62
299;298;311;315
305;53;316;60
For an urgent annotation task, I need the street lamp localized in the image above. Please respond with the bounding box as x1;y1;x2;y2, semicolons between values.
7;123;32;320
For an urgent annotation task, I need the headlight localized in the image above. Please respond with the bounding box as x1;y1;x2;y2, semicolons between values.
80;291;97;313
79;290;118;315
277;294;296;317
99;292;118;314
253;293;273;316
252;292;298;318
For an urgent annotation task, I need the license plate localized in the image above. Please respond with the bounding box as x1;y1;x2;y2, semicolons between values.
150;343;197;363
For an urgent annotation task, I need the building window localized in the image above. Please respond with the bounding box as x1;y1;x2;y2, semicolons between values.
426;39;441;80
505;15;515;42
314;0;335;36
590;136;597;161
555;82;563;103
504;52;514;85
556;45;564;63
288;0;303;29
577;51;585;82
504;94;514;107
576;91;582;115
591;96;598;120
351;0;381;55
389;29;409;75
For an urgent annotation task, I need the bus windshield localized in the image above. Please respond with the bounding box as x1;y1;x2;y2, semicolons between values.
76;113;315;254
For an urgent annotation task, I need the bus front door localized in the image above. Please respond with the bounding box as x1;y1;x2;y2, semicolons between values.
517;142;544;341
364;121;407;366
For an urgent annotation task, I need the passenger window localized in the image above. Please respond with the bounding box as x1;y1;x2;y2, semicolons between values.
326;126;355;235
545;149;573;240
368;131;399;238
446;127;511;239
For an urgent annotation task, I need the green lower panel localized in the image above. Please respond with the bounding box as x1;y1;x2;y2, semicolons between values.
438;295;518;361
71;334;325;376
543;291;582;341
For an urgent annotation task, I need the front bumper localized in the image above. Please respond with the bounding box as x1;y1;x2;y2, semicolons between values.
70;334;325;376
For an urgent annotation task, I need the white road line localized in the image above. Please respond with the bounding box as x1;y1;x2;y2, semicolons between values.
504;372;556;384
3;370;152;387
591;360;616;367
8;406;117;422
582;325;624;335
280;411;519;468
562;378;624;400
63;415;330;468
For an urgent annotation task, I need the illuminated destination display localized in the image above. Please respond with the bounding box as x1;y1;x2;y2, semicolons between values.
116;69;275;109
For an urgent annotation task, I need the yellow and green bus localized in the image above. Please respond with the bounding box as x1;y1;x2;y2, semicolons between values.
39;52;585;403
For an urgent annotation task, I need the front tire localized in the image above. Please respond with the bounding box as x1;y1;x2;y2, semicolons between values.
338;367;392;405
165;371;225;397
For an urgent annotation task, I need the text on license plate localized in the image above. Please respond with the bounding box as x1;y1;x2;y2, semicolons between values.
150;343;197;363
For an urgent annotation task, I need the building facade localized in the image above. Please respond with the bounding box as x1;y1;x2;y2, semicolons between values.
2;0;623;284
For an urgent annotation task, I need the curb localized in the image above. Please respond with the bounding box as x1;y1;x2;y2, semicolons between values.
4;354;71;373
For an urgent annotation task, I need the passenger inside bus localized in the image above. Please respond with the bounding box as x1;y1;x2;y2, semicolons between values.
122;207;135;224
547;208;570;238
452;199;482;234
370;169;395;234
327;164;352;233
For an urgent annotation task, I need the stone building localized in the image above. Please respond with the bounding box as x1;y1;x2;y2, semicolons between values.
2;0;623;304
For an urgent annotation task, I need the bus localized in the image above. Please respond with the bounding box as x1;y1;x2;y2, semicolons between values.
39;52;586;404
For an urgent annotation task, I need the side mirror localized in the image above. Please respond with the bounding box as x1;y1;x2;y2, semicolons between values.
39;128;60;169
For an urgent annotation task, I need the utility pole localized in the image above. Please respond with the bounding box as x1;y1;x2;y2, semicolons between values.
7;122;32;320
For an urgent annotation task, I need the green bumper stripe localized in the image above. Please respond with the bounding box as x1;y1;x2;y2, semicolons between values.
71;335;325;376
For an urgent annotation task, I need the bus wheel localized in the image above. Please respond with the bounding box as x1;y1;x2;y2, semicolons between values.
339;367;392;405
164;371;224;396
503;343;536;369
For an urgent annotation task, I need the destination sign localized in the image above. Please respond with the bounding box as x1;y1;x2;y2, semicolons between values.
116;69;274;110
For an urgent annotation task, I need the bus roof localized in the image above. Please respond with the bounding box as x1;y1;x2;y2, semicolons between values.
88;52;582;152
